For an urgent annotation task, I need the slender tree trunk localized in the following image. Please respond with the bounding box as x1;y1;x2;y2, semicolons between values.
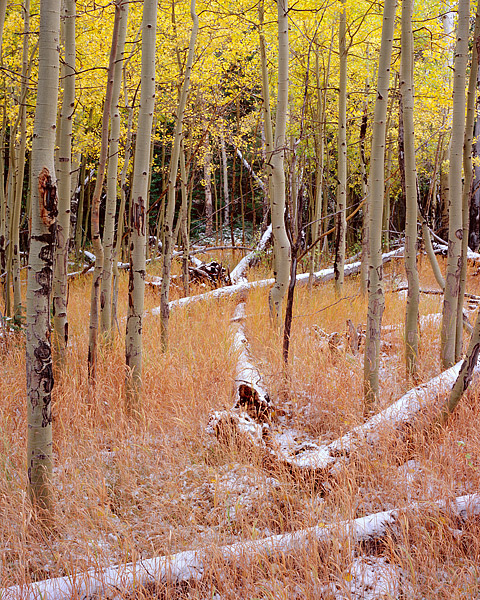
359;68;370;296
220;132;229;227
52;0;74;369
363;0;397;411
268;0;291;325
441;0;470;369
74;158;86;260
100;0;129;339
0;0;7;59
470;68;480;251
258;0;274;238
456;0;480;359
124;0;157;412
204;135;213;237
112;71;134;330
7;0;30;325
401;0;420;379
26;0;60;519
180;141;190;296
87;3;121;383
334;0;347;296
159;0;198;351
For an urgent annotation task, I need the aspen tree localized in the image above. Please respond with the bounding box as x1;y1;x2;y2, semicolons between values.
204;136;213;237
159;0;198;351
5;0;30;324
456;0;480;359
0;0;6;58
101;0;129;339
125;0;157;411
112;68;134;330
359;68;370;297
53;0;75;368
401;0;420;378
26;0;60;517
268;0;291;325
87;3;121;382
220;133;230;226
258;0;274;237
441;0;470;369
334;0;347;296
363;0;397;410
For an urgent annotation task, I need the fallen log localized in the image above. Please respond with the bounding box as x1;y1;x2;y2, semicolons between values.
149;247;405;316
230;302;272;418
4;494;479;600
287;355;480;472
230;224;272;285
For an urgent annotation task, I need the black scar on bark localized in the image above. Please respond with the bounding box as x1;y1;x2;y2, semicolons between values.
36;266;53;295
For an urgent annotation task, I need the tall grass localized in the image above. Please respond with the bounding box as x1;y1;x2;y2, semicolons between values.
1;253;480;598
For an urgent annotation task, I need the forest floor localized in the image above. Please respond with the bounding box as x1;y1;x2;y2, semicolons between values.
2;249;480;598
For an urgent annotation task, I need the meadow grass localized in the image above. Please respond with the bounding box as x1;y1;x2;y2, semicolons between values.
1;252;480;598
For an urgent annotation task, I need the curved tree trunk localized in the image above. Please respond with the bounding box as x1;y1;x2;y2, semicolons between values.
440;0;470;368
363;0;397;410
26;0;60;519
52;0;75;369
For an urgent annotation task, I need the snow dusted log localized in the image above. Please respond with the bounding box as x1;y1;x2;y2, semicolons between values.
230;302;271;417
149;247;405;316
235;147;265;191
4;494;480;600
230;224;272;285
433;241;480;262
287;355;480;472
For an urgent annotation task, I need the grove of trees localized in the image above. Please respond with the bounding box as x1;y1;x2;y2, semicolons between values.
3;0;480;593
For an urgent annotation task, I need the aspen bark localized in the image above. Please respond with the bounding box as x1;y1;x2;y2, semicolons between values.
456;1;480;360
124;0;157;411
180;142;190;296
112;70;134;330
363;0;397;410
26;0;60;517
334;0;347;296
204;135;213;237
100;0;129;339
258;0;274;244
401;0;419;378
359;70;370;296
87;4;121;383
0;0;6;59
159;0;198;351
52;0;75;368
441;0;470;369
268;0;290;325
7;0;30;324
220;133;230;226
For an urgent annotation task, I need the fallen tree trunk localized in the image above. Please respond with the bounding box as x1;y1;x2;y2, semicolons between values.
5;494;479;600
288;355;480;472
230;224;272;284
149;247;405;316
230;302;272;418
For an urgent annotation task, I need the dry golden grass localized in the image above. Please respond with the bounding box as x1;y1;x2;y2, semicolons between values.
2;252;480;598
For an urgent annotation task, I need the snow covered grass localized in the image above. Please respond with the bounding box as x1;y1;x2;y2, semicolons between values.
2;253;480;598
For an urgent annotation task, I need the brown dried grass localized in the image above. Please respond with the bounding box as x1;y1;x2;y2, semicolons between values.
1;253;480;598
